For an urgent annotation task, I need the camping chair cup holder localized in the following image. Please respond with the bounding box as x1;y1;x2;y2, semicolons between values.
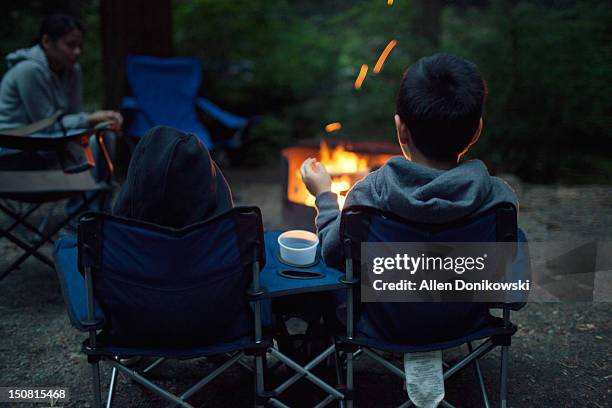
0;112;114;281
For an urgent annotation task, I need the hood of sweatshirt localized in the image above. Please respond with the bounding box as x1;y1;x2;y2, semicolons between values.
6;45;48;69
353;156;517;223
113;126;233;228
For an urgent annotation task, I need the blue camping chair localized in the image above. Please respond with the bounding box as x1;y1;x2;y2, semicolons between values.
53;207;269;408
337;204;530;408
121;55;252;151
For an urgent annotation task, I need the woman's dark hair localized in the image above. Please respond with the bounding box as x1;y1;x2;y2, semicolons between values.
39;14;84;43
396;53;487;161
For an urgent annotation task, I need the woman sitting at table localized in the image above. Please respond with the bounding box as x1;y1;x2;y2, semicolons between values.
113;125;233;227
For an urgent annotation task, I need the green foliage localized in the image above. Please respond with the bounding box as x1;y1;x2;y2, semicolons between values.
175;0;611;182
440;0;612;182
174;0;420;162
1;1;609;182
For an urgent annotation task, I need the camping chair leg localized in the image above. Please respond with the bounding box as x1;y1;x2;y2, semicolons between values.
500;308;510;408
334;346;344;390
269;399;292;408
362;348;404;378
0;191;103;279
313;394;337;408
255;355;265;408
179;352;245;401
142;357;166;374
106;366;118;408
0;201;55;245
91;361;102;408
251;255;266;408
346;351;354;408
500;345;509;408
468;342;490;408
0;201;41;239
33;203;56;242
112;362;194;407
0;227;55;280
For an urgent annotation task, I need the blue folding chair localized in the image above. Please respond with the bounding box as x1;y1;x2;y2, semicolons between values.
53;207;269;408
337;204;530;408
121;55;252;151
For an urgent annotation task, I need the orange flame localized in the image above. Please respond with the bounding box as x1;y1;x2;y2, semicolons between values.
388;0;394;5
303;142;370;208
325;122;342;133
320;141;369;175
373;40;397;74
354;64;368;89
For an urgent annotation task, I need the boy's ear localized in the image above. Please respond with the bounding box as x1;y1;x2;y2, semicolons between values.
470;117;483;145
394;114;410;145
457;117;484;161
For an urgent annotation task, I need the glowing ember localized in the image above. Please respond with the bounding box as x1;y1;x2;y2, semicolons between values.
325;122;342;133
354;64;368;90
373;40;397;74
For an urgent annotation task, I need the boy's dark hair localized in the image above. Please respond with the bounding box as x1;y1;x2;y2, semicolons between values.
39;14;84;43
396;53;487;161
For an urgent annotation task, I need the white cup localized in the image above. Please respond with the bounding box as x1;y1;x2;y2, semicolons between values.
278;230;319;266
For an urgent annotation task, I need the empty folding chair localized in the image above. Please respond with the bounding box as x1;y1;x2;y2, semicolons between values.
337;204;530;408
0;112;113;280
121;55;254;153
53;207;269;407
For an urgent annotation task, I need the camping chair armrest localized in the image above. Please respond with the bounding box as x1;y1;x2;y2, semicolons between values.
0;127;94;151
54;237;105;331
0;110;63;137
120;96;140;111
196;97;249;129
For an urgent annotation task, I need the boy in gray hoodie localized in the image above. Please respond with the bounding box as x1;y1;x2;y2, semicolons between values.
301;53;517;269
300;53;518;407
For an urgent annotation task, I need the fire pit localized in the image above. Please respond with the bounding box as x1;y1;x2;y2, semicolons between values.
281;140;400;230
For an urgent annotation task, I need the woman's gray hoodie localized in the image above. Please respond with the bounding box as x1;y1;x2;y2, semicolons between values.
0;44;89;130
315;156;518;268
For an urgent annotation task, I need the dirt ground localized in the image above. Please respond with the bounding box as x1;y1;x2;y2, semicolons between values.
0;168;610;407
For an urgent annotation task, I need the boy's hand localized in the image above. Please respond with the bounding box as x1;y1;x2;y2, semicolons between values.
300;158;332;197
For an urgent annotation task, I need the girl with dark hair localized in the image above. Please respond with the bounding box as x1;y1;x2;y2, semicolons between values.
0;14;122;131
0;14;122;214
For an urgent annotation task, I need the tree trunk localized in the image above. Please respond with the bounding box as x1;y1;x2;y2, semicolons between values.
99;0;174;109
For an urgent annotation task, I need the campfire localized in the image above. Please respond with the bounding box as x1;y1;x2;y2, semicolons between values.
303;142;370;208
282;141;399;222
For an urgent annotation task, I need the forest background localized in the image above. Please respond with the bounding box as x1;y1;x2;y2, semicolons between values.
0;0;610;183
